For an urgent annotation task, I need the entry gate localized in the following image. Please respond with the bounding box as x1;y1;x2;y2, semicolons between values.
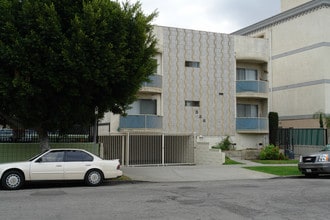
99;133;195;166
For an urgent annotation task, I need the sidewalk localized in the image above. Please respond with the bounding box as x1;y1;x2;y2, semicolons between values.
121;158;286;182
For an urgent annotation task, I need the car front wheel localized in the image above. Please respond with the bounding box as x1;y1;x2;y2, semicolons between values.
85;170;103;186
2;170;24;190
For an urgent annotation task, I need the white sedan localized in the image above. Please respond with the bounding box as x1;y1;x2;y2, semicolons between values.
0;149;123;190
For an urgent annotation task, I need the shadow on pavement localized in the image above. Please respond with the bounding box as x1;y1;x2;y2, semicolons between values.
0;179;141;191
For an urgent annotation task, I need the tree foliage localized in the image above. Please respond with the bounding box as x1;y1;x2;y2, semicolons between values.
313;111;330;128
0;0;158;150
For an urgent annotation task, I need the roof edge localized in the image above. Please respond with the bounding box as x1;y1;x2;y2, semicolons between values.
232;0;330;35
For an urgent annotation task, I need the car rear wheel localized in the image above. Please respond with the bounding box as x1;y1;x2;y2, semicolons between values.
85;169;103;186
2;170;24;190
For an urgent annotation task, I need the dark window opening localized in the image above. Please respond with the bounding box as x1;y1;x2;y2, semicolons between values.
185;61;200;68
185;100;200;107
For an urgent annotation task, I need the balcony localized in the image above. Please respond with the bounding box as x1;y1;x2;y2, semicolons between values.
140;75;162;93
236;80;268;98
234;36;269;62
119;115;163;130
236;117;268;133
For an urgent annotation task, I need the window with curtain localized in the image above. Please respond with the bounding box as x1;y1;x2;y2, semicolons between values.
236;68;257;80
237;104;258;117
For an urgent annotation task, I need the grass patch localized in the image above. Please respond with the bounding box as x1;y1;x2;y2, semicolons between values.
252;160;298;164
223;156;244;165
245;166;301;176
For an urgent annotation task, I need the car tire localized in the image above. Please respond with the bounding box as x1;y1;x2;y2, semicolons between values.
85;169;104;186
1;170;24;190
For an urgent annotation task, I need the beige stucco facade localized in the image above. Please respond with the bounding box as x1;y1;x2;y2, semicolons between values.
281;0;311;11
159;27;236;136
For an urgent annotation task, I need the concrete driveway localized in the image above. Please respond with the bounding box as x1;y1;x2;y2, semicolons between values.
121;158;279;182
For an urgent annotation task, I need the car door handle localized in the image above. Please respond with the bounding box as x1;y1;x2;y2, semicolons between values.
56;165;62;167
85;164;91;166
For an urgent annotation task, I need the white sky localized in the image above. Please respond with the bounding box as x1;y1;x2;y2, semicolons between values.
124;0;281;33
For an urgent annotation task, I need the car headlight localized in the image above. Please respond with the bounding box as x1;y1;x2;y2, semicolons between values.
299;155;302;163
318;154;329;162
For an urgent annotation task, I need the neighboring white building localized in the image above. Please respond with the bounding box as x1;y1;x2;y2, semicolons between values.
233;0;330;128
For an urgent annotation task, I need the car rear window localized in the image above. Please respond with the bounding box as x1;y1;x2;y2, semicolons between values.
65;150;93;162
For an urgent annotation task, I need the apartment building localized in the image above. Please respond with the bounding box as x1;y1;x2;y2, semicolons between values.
100;26;270;150
100;0;329;149
233;0;330;128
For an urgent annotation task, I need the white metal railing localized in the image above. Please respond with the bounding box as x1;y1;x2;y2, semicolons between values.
99;133;195;166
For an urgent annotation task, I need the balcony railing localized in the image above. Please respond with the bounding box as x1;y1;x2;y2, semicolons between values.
142;75;162;88
236;80;268;93
236;117;268;133
119;115;163;129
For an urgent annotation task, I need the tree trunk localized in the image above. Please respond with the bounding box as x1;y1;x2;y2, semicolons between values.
39;129;50;152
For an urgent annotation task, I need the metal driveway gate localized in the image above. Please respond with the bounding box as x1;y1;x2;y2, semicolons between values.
99;133;194;166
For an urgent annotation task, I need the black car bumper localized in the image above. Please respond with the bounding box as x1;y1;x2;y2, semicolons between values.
298;162;330;174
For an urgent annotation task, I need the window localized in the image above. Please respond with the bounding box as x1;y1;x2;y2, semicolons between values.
185;100;200;107
185;61;200;68
237;68;257;80
152;58;158;74
237;104;258;117
127;99;157;115
140;99;157;114
65;150;93;162
39;151;64;162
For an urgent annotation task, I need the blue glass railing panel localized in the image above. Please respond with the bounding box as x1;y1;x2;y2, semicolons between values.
236;117;268;131
120;115;163;129
236;81;267;93
142;75;162;88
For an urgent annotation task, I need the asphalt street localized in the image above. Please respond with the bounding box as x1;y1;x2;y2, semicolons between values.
1;177;330;220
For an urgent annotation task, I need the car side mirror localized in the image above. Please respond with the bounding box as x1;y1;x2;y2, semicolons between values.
36;158;42;163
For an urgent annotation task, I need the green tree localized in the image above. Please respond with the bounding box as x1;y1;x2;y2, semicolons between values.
0;0;158;151
268;112;279;146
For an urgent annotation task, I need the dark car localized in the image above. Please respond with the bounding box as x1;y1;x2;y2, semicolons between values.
298;145;330;177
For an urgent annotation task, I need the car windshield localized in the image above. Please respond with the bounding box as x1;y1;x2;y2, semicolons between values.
320;145;330;152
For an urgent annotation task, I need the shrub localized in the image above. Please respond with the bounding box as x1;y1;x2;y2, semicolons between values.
259;144;280;160
212;136;232;151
